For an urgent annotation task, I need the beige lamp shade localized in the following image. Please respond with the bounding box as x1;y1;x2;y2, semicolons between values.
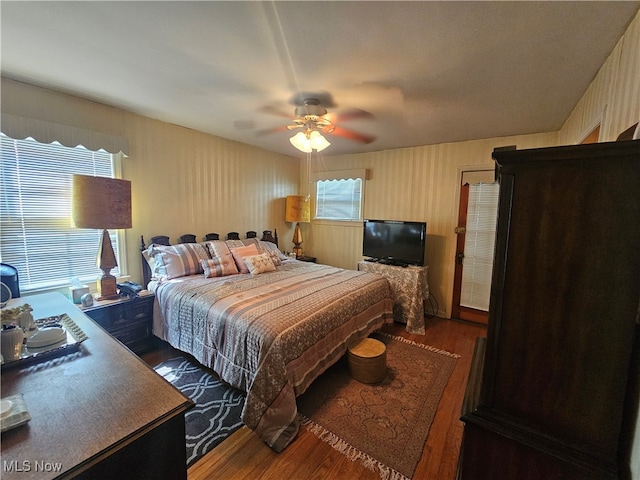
285;195;311;223
72;175;132;229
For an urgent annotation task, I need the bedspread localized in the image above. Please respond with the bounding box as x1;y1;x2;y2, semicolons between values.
152;260;393;451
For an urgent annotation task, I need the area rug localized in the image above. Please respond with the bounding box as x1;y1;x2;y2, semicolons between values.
297;332;459;480
153;357;245;467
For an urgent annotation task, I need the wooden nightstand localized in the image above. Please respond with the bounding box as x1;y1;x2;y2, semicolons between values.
297;255;317;263
82;292;156;355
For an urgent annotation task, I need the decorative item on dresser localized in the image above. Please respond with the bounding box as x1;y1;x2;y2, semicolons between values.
459;140;640;479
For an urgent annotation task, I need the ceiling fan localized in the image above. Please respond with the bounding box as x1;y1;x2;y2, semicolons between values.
258;97;376;153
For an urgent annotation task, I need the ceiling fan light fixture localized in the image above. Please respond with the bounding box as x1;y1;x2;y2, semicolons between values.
290;131;313;153
309;130;331;152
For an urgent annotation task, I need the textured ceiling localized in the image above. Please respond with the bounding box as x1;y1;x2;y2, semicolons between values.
2;1;639;156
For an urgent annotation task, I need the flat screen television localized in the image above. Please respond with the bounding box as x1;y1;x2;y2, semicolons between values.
362;219;427;266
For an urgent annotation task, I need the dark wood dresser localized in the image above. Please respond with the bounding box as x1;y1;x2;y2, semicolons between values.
1;292;193;480
459;140;640;479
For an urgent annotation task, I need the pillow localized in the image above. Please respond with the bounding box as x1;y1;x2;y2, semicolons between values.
201;257;238;278
257;240;286;265
204;240;240;276
230;244;260;274
244;253;276;275
146;243;210;280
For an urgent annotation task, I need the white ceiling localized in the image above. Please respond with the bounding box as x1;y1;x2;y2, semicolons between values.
2;1;639;157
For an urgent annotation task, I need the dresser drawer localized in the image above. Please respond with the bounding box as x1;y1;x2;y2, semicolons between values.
83;294;155;355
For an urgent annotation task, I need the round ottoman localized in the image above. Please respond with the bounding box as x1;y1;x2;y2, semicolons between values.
347;337;387;384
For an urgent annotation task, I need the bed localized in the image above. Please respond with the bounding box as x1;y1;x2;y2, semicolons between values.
141;231;394;452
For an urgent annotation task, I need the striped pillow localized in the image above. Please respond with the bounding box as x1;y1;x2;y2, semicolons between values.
201;257;238;278
203;240;239;277
146;243;209;280
257;240;285;265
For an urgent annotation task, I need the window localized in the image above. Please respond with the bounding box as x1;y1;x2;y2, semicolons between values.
460;182;499;311
0;135;122;292
315;177;363;221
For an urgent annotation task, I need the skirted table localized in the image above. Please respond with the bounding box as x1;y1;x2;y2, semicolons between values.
357;261;429;334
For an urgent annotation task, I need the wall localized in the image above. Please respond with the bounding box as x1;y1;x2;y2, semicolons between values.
299;132;557;318
558;8;640;143
1;78;299;286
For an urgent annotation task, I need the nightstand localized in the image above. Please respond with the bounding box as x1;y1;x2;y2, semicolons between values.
297;255;317;263
82;292;156;355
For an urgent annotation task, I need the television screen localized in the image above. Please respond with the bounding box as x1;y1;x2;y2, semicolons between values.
362;220;426;266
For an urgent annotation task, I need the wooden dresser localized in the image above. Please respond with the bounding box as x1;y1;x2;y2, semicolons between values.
1;292;193;480
459;140;640;479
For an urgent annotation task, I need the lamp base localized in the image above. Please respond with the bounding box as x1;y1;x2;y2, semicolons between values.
292;223;304;258
97;273;119;301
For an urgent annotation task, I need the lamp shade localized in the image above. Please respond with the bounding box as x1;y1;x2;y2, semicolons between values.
308;131;331;152
72;175;132;229
289;132;313;153
285;195;310;223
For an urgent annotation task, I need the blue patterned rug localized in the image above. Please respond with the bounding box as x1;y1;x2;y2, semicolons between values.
153;357;245;467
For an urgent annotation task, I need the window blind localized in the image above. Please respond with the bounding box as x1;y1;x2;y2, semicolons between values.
315;178;363;221
0;135;119;291
460;182;500;311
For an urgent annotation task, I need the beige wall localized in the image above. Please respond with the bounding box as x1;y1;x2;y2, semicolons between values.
1;78;300;286
300;132;557;318
558;8;640;144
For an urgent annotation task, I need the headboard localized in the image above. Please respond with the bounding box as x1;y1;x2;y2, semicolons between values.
140;229;278;288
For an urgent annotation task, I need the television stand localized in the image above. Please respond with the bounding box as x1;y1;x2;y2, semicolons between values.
357;261;429;334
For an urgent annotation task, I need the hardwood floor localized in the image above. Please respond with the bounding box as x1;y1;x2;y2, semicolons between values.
142;318;486;480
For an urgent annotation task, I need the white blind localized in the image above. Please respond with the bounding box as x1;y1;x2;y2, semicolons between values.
315;178;363;221
0;135;119;291
460;182;500;311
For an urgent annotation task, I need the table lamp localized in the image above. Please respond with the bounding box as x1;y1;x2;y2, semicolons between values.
72;175;132;300
285;195;310;258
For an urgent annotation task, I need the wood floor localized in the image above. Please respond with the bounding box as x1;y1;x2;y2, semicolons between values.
142;318;486;480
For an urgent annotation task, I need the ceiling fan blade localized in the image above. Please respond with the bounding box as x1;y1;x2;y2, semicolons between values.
255;125;291;136
259;105;293;119
330;108;375;123
326;125;376;144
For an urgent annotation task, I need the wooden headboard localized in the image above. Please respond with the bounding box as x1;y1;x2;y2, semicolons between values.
140;229;278;287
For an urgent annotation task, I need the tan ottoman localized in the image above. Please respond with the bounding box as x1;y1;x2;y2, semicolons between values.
347;337;387;384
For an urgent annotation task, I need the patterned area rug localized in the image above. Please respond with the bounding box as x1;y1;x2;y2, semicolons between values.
153;357;245;467
297;332;459;480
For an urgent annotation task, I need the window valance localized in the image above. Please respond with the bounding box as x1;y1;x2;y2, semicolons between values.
1;114;129;155
310;168;368;182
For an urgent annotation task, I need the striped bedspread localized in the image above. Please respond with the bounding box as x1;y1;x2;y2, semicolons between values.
152;260;393;451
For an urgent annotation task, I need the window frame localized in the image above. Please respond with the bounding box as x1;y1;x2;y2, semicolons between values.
0;135;128;293
311;169;367;224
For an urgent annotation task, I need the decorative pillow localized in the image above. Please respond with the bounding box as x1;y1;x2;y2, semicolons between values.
204;240;240;276
230;244;260;274
146;243;209;280
258;240;286;265
200;257;238;278
244;253;276;275
225;239;245;249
